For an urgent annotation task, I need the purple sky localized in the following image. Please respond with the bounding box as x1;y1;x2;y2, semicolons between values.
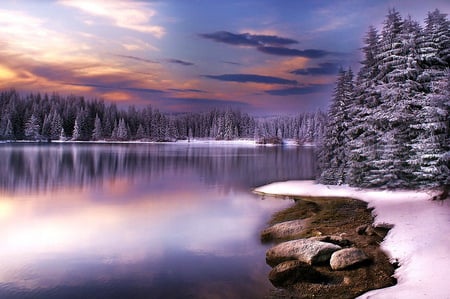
0;0;448;115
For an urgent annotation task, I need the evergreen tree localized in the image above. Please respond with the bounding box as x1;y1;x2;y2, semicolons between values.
50;112;63;140
116;118;128;141
318;68;353;185
321;8;449;189
92;114;103;141
24;114;41;140
3;119;14;140
409;72;449;187
59;128;66;141
224;110;234;140
41;114;52;140
136;124;145;140
72;118;81;141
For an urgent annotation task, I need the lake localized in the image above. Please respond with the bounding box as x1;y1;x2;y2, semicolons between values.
0;142;317;299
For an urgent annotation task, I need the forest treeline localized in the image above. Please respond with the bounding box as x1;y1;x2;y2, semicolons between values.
0;89;326;144
319;9;449;189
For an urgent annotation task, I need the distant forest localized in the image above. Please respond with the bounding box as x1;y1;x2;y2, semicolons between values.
319;9;449;189
0;89;326;143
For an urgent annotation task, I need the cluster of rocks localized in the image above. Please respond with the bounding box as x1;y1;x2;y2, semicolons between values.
264;222;371;288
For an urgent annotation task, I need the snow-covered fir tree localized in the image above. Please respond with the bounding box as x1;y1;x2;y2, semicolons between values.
319;8;449;189
50;112;63;140
0;89;327;144
41;114;52;140
24;114;41;140
92;114;103;141
3;119;14;140
135;124;145;140
72;118;81;141
116;118;128;141
318;68;354;185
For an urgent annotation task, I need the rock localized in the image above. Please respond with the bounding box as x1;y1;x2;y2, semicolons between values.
309;235;352;247
330;248;370;270
261;219;310;242
268;260;327;287
266;239;341;267
356;225;368;235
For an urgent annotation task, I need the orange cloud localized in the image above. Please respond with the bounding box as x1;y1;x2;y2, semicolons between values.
101;91;132;102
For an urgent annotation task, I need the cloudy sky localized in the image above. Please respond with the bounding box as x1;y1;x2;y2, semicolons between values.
0;0;448;115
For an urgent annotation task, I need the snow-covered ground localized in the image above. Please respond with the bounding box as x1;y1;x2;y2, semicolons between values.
254;180;450;299
174;138;257;146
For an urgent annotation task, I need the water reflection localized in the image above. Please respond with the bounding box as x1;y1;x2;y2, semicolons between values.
0;143;316;299
0;143;316;194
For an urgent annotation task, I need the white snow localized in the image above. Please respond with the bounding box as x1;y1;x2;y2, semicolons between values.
175;138;257;146
254;180;450;299
0;138;317;147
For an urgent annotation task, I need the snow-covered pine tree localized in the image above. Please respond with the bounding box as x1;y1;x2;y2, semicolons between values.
92;114;102;141
224;110;234;140
135;124;145;140
41;113;52;140
72;108;89;141
59;128;66;141
370;10;422;188
318;68;353;185
215;114;225;140
116;118;128;141
165;118;178;141
3;118;14;140
50;112;63;140
420;9;450;67
24;114;41;140
72;118;81;141
409;71;449;187
324;8;448;190
346;26;382;186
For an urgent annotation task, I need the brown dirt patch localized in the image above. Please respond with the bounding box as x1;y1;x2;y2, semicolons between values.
264;196;396;299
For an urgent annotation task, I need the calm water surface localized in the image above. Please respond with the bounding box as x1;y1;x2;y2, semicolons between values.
0;143;316;299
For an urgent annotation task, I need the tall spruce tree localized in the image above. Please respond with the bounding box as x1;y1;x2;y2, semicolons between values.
320;8;449;189
24;114;41;140
318;68;353;185
346;26;381;186
92;114;103;141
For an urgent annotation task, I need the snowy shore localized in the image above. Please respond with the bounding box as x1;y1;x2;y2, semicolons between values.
254;181;450;299
0;138;315;147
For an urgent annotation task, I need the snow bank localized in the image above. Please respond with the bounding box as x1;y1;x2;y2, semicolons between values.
175;139;257;146
1;139;316;147
254;180;450;299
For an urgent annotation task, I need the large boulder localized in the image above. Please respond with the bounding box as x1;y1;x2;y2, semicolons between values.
330;248;370;270
261;219;310;242
266;239;341;267
268;260;327;287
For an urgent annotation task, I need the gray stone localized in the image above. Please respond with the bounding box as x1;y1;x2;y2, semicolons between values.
266;239;341;267
268;260;326;287
330;248;370;270
261;219;310;242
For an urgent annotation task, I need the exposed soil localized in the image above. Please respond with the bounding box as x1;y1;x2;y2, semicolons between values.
263;196;397;299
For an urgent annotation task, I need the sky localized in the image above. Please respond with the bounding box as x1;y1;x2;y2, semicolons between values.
0;0;448;115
